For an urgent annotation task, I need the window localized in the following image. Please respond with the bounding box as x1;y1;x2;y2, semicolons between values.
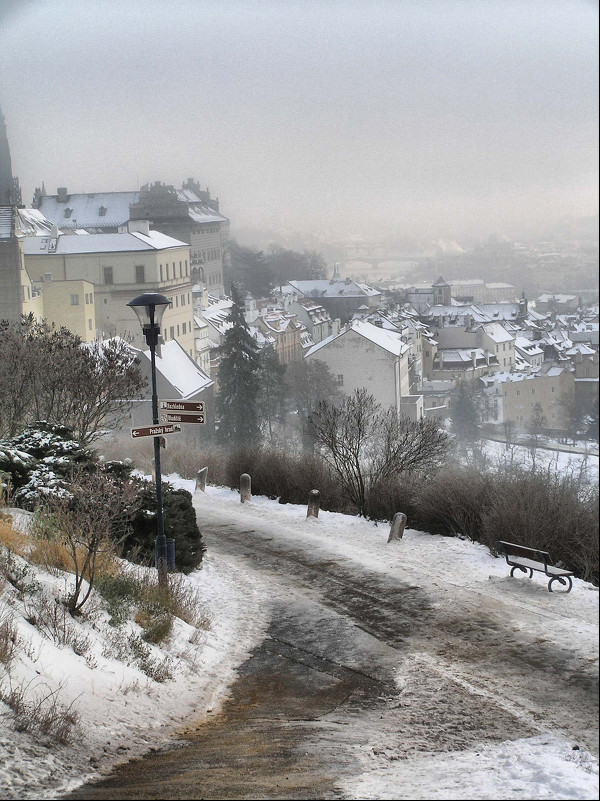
170;326;174;340
182;322;187;335
88;319;92;330
179;261;182;277
516;389;520;396
181;294;185;306
177;325;180;336
166;264;170;280
103;267;113;285
135;265;145;283
99;206;107;217
531;388;535;395
175;295;179;307
551;386;555;393
336;374;344;386
160;264;163;281
70;294;80;305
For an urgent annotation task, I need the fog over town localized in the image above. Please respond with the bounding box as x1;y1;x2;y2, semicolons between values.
0;2;598;800
1;0;598;246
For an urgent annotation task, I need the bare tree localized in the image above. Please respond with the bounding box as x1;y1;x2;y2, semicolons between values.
526;403;546;472
0;317;146;443
307;388;448;516
36;470;138;614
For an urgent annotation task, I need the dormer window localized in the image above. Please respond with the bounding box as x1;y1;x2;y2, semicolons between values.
99;206;107;217
64;208;72;218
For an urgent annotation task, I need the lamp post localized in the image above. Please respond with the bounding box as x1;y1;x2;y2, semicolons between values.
127;292;171;587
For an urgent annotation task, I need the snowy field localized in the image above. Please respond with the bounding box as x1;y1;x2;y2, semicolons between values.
0;476;598;800
479;438;599;482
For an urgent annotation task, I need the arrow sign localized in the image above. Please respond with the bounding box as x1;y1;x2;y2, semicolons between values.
160;412;205;425
131;424;182;438
160;400;205;413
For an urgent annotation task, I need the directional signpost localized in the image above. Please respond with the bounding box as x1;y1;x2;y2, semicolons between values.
131;423;181;438
159;400;206;425
160;413;205;424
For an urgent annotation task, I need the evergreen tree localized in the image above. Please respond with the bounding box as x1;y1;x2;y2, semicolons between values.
228;240;274;298
257;345;288;442
449;380;481;444
216;284;261;446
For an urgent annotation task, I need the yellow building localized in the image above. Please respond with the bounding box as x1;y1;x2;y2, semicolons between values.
23;222;196;357
41;279;96;341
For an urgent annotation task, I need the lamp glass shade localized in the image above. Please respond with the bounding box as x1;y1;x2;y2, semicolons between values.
127;293;171;329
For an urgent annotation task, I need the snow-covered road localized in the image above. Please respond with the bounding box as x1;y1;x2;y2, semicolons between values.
67;485;599;800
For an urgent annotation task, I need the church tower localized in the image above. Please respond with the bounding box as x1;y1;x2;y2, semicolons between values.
0;104;25;323
0;105;22;206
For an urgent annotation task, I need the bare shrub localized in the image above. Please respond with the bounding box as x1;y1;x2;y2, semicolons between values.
480;470;599;584
412;468;492;540
0;604;17;667
0;677;79;744
22;593;94;658
35;470;136;614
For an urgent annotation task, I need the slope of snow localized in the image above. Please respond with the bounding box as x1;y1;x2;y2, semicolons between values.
0;476;598;800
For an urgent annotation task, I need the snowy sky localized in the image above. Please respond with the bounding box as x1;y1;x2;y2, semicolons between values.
0;0;598;241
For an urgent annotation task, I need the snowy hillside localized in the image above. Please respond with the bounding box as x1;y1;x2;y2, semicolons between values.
0;478;598;800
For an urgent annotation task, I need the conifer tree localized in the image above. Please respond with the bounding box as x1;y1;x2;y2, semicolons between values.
257;345;288;442
216;284;261;446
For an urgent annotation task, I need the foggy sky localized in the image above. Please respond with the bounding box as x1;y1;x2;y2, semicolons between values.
0;0;598;242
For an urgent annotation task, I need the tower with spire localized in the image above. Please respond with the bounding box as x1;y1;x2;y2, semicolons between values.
0;104;22;206
0;104;26;323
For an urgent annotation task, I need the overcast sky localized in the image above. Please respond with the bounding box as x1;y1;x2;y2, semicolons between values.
0;0;597;242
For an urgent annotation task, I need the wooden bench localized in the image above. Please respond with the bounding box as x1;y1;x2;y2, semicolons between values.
496;540;574;593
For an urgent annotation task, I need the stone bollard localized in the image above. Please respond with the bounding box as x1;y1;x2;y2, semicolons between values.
196;466;208;492
240;473;251;503
306;489;321;518
387;512;407;543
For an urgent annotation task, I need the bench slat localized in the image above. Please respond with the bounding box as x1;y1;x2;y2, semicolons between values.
508;556;573;577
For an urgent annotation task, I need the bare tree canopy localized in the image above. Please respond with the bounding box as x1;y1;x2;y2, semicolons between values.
307;388;449;516
0;316;146;443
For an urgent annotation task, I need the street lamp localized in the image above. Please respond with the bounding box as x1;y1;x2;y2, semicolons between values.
127;292;171;587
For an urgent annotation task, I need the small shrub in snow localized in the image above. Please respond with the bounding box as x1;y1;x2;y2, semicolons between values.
0;550;40;597
0;604;17;667
22;593;94;659
0;677;79;745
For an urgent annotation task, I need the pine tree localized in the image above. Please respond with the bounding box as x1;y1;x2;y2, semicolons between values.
257;345;288;442
216;284;261;446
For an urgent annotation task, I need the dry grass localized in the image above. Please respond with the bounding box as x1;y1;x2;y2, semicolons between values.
0;516;29;558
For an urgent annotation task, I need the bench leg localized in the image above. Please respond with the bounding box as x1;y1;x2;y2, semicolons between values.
548;575;572;593
510;565;533;579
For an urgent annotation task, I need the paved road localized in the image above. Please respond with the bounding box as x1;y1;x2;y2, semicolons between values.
67;511;599;800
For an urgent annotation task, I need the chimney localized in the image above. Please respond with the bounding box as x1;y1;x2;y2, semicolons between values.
485;350;491;367
57;187;68;202
471;350;477;369
128;219;150;236
439;351;444;369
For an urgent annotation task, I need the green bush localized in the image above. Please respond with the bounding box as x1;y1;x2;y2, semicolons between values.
119;483;204;573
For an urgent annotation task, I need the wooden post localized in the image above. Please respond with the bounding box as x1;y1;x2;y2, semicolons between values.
196;466;208;492
387;512;407;543
240;473;251;503
307;489;320;518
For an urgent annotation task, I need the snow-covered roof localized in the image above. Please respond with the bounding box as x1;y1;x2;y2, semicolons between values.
22;230;188;255
0;206;13;239
139;339;213;398
514;336;544;355
290;279;380;299
306;320;409;359
15;208;56;236
479;322;514;343
36;192;139;230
